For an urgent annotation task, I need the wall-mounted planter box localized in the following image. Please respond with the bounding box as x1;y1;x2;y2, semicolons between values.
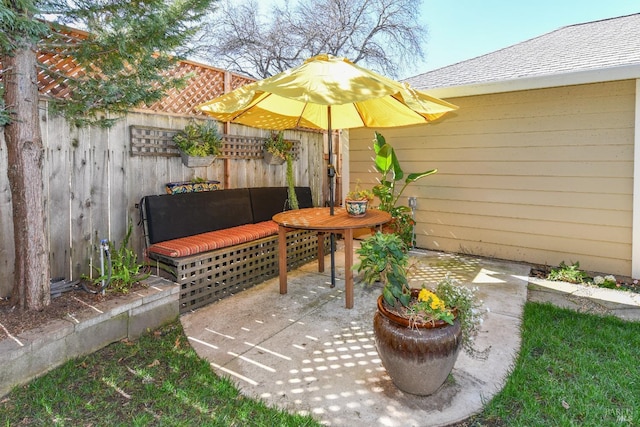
165;180;221;194
180;152;216;168
263;150;287;165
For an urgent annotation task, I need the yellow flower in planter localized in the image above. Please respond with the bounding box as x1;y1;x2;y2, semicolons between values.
418;289;446;311
414;288;453;323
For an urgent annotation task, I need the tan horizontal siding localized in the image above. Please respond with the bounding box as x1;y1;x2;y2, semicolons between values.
349;80;635;276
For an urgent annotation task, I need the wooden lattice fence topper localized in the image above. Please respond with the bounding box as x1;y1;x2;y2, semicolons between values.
130;125;299;160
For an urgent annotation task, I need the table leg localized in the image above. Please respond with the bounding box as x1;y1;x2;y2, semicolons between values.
317;232;325;273
278;226;287;294
344;228;354;309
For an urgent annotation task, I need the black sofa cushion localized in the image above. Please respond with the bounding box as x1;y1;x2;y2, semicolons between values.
249;187;314;222
144;188;253;244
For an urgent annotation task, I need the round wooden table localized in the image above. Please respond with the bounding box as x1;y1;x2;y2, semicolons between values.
272;207;391;308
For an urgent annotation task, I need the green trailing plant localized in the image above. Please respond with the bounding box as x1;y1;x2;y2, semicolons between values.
372;131;437;247
286;154;299;209
267;131;299;210
85;221;149;293
355;231;485;356
173;120;222;157
433;275;485;356
547;261;589;284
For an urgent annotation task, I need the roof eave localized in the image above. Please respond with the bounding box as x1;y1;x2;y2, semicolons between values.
423;64;640;98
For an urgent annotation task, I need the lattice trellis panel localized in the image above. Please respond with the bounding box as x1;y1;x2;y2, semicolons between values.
0;26;254;118
220;134;300;160
130;125;300;160
130;126;180;157
144;62;225;115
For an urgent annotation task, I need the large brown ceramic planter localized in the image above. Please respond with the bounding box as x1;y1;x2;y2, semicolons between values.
373;292;462;395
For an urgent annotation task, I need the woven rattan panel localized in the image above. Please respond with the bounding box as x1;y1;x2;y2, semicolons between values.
149;229;325;313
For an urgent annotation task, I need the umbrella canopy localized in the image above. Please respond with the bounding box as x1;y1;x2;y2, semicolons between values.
198;54;457;131
197;54;457;288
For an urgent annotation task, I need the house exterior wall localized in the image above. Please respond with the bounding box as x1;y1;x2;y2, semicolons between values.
349;80;636;277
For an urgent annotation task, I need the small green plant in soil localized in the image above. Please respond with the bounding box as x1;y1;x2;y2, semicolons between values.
546;260;589;284
84;220;149;294
354;231;409;293
540;261;640;294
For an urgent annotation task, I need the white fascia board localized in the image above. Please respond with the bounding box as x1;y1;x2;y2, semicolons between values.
633;79;640;279
424;64;640;98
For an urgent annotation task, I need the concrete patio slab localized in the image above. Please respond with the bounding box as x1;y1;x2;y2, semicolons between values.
180;246;530;426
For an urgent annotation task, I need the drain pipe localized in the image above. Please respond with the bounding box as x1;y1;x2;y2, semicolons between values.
99;239;112;295
82;239;112;295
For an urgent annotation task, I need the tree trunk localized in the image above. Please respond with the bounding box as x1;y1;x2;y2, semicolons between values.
3;46;50;311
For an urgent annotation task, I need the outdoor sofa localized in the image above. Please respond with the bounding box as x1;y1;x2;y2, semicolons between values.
141;187;325;313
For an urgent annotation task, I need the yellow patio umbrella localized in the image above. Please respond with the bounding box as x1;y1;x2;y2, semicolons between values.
197;54;457;286
198;54;457;131
198;54;457;211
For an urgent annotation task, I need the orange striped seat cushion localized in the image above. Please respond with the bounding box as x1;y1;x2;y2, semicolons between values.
147;220;279;258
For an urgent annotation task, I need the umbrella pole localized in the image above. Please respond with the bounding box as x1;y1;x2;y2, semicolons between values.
328;107;336;288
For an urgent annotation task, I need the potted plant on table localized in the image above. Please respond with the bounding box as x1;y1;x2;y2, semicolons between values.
372;131;437;247
355;231;485;396
345;182;374;217
173;120;223;167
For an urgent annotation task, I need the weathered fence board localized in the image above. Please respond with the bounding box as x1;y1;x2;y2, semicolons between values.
0;107;324;296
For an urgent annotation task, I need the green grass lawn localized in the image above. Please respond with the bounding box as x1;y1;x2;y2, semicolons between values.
467;302;640;427
0;323;320;427
1;302;638;426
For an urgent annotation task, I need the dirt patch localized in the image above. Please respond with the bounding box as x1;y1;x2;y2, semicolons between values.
0;280;148;340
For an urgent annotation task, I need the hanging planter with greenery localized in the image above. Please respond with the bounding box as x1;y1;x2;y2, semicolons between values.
263;131;292;165
264;131;299;209
173;121;223;167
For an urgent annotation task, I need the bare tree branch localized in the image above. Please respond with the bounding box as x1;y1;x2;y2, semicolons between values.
194;0;427;79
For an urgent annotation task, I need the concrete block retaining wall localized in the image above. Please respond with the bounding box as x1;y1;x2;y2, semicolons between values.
0;276;179;398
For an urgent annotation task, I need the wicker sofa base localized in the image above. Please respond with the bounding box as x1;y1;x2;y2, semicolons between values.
148;229;325;313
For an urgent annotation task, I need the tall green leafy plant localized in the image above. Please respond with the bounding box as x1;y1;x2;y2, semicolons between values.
355;231;410;307
372;131;437;246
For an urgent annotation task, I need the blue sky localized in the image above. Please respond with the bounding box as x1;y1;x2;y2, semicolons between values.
412;1;640;78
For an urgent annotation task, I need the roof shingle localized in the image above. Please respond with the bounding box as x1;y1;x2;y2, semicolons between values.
406;13;640;90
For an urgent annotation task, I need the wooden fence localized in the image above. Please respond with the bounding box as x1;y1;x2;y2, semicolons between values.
0;104;325;296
